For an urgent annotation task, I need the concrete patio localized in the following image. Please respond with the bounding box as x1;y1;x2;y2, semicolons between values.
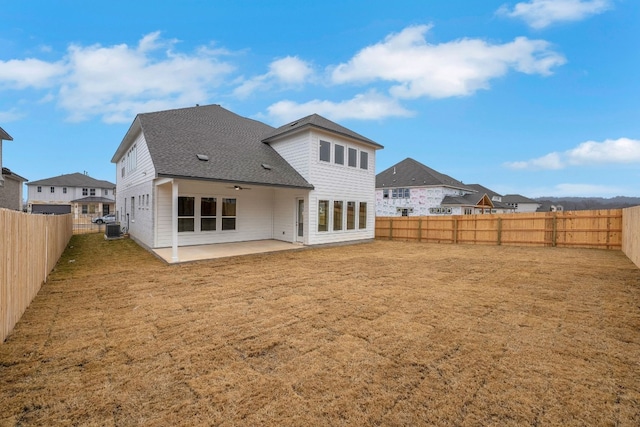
152;239;304;263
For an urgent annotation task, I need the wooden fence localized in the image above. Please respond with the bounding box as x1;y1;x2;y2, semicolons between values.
622;206;640;268
376;209;623;250
1;209;73;342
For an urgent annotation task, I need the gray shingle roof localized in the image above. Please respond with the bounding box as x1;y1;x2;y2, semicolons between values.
441;193;489;207
262;114;383;149
27;172;115;188
133;105;313;189
0;126;13;141
376;158;473;190
466;184;513;210
503;194;539;204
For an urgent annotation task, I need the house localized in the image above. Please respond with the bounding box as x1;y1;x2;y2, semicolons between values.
110;104;383;261
0;126;28;211
464;184;516;214
503;194;541;213
376;157;488;216
26;172;116;217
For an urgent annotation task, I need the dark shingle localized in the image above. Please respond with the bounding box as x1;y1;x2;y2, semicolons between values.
28;172;115;188
376;158;473;190
262;114;383;149
136;105;313;189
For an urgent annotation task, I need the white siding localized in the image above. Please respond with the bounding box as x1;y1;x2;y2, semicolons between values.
269;133;311;181
155;180;277;248
114;130;157;247
305;130;377;245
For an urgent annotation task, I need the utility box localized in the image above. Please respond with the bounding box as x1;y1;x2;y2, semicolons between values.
105;223;121;239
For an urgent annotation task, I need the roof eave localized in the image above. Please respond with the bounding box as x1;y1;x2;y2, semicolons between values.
264;123;383;149
155;173;314;190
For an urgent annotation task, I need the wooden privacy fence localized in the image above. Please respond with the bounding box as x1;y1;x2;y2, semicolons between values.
1;209;73;342
622;206;640;268
376;209;623;250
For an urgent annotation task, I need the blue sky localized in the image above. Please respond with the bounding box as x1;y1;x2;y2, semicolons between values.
1;0;639;198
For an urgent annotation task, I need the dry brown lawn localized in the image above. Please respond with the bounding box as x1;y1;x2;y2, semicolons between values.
1;234;640;426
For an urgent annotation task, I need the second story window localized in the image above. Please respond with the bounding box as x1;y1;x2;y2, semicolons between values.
82;188;88;196
319;140;330;162
392;188;410;199
63;187;67;194
37;186;42;193
50;187;55;193
90;188;96;196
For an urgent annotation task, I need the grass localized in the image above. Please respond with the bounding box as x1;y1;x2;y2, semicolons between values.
1;233;640;426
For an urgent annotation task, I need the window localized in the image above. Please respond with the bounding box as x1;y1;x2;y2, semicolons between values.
318;200;329;232
63;187;67;194
82;188;88;196
222;198;236;230
82;204;88;214
383;189;389;199
90;188;96;196
392;188;410;199
464;208;473;215
401;209;409;217
333;201;343;231
146;194;149;206
346;201;356;230
360;151;368;170
201;197;217;231
319;140;330;162
178;196;195;232
131;197;135;219
37;186;42;193
50;187;55;193
348;148;357;167
104;189;108;196
359;203;367;229
126;144;138;174
334;144;344;165
429;207;452;215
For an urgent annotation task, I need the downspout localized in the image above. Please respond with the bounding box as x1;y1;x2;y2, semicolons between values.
171;179;179;262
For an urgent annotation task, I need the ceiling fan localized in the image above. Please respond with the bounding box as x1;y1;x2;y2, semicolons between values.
227;185;251;191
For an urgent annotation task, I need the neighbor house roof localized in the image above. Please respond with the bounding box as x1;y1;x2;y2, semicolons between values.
114;104;314;190
441;193;493;208
503;194;539;204
262;114;384;149
376;158;474;191
28;172;115;188
0;126;13;141
1;167;28;182
71;196;115;204
466;184;514;210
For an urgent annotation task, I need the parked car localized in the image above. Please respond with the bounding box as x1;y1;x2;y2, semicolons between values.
91;213;116;224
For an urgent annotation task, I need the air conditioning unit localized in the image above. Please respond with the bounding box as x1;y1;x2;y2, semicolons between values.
105;223;121;239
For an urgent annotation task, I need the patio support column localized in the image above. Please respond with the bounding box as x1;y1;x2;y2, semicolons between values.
171;179;179;262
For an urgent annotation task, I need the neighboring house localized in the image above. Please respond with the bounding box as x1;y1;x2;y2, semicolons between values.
111;104;383;260
26;172;116;217
376;157;486;216
0;126;28;211
464;184;516;214
503;194;541;213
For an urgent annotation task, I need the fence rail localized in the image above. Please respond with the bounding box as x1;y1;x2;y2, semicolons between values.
375;210;623;250
1;209;73;342
622;206;640;268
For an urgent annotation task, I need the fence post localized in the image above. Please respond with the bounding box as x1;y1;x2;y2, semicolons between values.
453;218;458;244
389;219;393;240
418;217;422;243
497;217;502;246
552;213;557;247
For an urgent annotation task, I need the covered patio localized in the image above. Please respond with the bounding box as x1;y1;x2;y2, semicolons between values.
152;239;304;263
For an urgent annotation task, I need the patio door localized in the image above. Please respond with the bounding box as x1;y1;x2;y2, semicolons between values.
296;199;304;243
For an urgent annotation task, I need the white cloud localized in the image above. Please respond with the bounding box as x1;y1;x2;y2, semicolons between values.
233;56;314;98
58;33;235;122
498;0;613;29
330;25;565;99
504;137;640;170
265;90;414;124
0;108;25;122
0;58;66;89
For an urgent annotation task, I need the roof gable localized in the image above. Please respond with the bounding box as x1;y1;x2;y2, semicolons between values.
376;158;473;190
0;126;13;141
129;104;312;189
262;114;383;149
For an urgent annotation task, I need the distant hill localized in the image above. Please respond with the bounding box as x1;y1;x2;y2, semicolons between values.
535;196;640;211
